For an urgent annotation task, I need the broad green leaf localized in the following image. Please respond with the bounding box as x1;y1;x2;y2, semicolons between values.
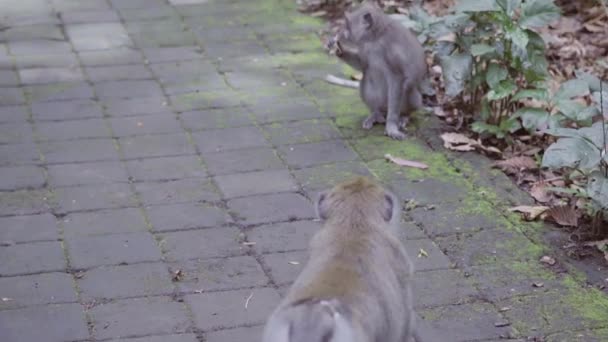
506;26;529;51
434;41;456;57
455;0;500;12
556;99;599;123
487;79;516;100
587;171;608;209
439;53;473;98
499;116;522;133
554;79;590;100
471;43;496;56
519;0;561;29
512;88;548;101
592;90;608;112
513;107;552;131
545;122;607;149
486;63;508;88
542;137;601;170
443;13;471;31
496;0;522;16
471;122;507;138
575;70;602;92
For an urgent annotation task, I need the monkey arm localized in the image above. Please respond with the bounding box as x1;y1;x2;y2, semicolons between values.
336;43;364;71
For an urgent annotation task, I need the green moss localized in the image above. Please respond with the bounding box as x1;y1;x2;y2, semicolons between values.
562;276;608;326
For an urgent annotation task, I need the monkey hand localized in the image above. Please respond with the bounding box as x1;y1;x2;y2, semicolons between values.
385;123;406;140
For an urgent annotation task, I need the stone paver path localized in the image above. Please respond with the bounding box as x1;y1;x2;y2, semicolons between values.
1;0;608;341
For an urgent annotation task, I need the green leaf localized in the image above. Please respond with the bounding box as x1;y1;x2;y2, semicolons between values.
513;107;552;131
506;26;529;51
486;63;508;88
544;122;607;149
556;99;598;123
499;116;522;133
455;0;500;12
439;53;473;98
390;14;422;31
592;90;608;113
519;0;561;29
496;0;522;16
542;137;601;170
512;88;548;101
471;122;507;138
575;70;603;92
471;43;496;57
587;171;608;209
487;79;516;100
554;79;590;100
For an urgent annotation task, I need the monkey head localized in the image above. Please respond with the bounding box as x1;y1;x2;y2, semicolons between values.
343;1;384;43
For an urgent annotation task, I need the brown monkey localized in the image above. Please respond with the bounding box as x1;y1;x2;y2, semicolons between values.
262;177;416;342
328;1;427;140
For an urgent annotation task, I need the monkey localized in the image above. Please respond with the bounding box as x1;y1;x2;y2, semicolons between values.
262;176;417;342
327;1;427;140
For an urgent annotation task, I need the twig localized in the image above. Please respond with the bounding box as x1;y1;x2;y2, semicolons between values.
245;291;254;309
325;74;360;89
601;80;607;177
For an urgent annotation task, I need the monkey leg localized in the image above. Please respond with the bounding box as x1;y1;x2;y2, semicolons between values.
362;111;386;129
398;116;409;129
385;78;409;140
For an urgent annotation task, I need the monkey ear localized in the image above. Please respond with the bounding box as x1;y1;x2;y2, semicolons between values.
382;191;400;223
363;12;373;29
315;191;329;221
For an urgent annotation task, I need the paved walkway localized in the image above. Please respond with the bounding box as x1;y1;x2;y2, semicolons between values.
1;0;607;341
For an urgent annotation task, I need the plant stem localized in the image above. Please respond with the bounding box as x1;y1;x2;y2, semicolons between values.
601;80;607;177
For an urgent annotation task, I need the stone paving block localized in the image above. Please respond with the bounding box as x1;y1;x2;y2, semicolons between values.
26;82;94;102
0;123;33;144
0;87;25;105
95;80;164;99
48;161;129;187
135;178;220;205
292;161;373;195
186;288;281;330
110;0;166;9
90;296;190;340
79;47;144;66
1;24;64;41
412;269;479;308
263;250;308;285
0;213;58;243
79;262;174;301
119;6;180;22
52;0;109;11
36;118;109;141
0;143;40;166
16;53;80;69
192;25;257;43
62;207;148;236
159;227;246;261
0;166;45;190
263;119;342;146
409;201;497;237
0;241;66;276
126;155;206;181
66;22;133;51
202;147;284;176
277;140;359;169
165;79;233;96
547;329;608;342
215;169;299;198
146;202;231;232
86;64;152;82
120;133;196;159
31;98;103;121
0;272;77;309
8;40;72;55
113;334;199;342
205;326;265;342
404;238;452;271
0;70;19;86
247;220;321;254
0;105;28;123
104;96;169;116
0;303;89;342
169;91;243;112
142;46;204;63
202;40;267;59
128;27;197;49
19;67;84;85
0;189;49;216
389;178;469;207
228;192;315;225
435;228;544;267
179;108;253;131
55;183;136;213
41;138;119;163
148;60;217;83
110;113;182;137
224;70;292;90
66;232;162;269
251;99;327;123
60;9;121;23
192;126;270;153
171;255;268;292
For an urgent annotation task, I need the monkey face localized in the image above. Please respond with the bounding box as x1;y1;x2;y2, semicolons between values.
343;3;379;43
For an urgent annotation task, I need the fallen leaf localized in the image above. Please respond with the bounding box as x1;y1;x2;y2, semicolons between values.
530;182;551;203
288;261;300;265
385;154;429;169
172;269;184;282
547;205;578;227
351;72;363;81
310;10;327;17
417;248;429;258
508;205;550;220
1;297;13;302
245;291;254;309
441;133;476;152
498;307;511;312
540;255;556;266
242;241;256;246
493;156;538;172
532;282;544;288
494;321;511;327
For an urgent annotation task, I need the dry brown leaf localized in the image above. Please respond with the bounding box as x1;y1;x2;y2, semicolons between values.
440;133;476;152
493;156;538;171
385;154;429;169
509;205;550;220
583;239;608;263
547;205;578;227
530;182;551;203
540;255;556;265
351;72;363;81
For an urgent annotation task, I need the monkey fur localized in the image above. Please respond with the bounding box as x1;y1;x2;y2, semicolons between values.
262;177;417;342
329;1;427;140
